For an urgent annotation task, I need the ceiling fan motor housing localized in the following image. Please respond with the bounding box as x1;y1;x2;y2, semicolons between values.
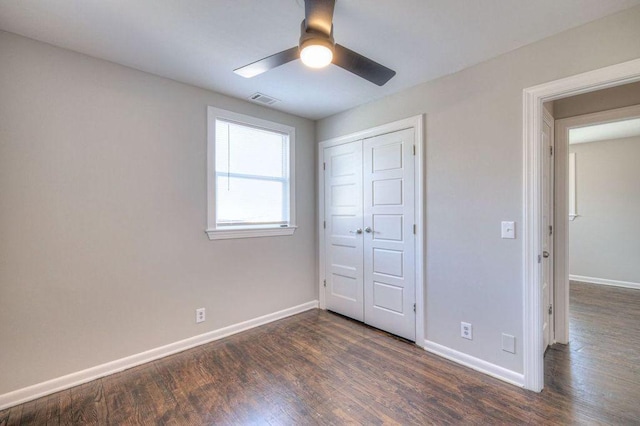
298;20;335;54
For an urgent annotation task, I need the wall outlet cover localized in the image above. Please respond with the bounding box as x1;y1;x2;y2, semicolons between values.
502;333;516;353
196;308;206;323
461;322;473;340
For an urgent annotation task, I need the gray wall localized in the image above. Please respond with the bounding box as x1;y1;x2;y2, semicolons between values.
0;31;317;394
317;6;640;373
553;80;640;119
569;137;640;284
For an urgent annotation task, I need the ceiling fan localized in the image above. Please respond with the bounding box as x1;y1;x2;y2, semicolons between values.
234;0;396;86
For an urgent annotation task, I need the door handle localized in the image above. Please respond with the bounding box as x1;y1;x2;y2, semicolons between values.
364;227;373;233
543;251;550;258
349;228;363;234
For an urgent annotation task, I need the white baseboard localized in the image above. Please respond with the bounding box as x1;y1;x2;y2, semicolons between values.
0;300;318;411
570;274;640;290
424;340;524;388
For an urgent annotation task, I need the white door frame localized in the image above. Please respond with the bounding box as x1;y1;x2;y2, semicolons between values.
318;115;425;346
522;58;640;392
554;103;640;345
542;108;555;350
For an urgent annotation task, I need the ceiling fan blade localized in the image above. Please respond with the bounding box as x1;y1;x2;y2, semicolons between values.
304;0;335;35
234;46;299;78
333;44;396;86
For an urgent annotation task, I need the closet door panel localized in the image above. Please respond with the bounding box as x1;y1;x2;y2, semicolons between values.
324;141;364;321
363;129;416;341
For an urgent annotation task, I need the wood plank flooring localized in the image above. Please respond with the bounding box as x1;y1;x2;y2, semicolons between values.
1;281;639;424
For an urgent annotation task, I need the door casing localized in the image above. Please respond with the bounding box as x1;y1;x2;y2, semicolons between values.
318;115;425;346
542;109;555;350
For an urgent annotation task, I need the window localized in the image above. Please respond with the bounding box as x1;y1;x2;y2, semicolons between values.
206;107;296;240
568;152;577;220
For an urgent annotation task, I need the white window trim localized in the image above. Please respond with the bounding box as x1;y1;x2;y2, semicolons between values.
206;107;296;240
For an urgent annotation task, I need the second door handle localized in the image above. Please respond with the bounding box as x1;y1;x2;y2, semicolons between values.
349;227;374;235
349;227;373;235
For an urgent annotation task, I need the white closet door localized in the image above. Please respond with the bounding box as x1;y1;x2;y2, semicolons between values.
363;129;416;340
324;141;364;321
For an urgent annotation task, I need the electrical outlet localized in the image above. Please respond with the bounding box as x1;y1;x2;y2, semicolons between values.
196;308;205;323
461;322;473;340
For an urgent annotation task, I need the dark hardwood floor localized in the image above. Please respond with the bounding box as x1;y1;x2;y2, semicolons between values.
2;281;639;425
543;281;640;425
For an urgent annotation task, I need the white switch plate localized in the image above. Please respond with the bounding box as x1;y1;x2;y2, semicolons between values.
502;333;516;353
501;221;515;239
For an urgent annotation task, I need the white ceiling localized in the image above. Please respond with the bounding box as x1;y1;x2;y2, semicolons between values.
570;118;640;144
1;0;639;120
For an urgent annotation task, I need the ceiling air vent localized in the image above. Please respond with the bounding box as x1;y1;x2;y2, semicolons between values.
249;92;279;105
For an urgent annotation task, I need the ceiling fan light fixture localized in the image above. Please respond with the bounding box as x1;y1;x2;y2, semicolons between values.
233;1;396;85
299;38;334;69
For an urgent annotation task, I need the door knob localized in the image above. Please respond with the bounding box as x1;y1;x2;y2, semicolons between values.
364;227;373;233
349;228;363;234
543;251;550;258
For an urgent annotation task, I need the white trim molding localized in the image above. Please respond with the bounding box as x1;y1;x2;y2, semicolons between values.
523;58;640;392
570;275;640;291
317;115;425;347
206;225;297;240
424;340;524;388
0;300;318;411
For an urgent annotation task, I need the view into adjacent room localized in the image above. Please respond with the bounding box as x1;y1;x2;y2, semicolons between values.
543;83;640;418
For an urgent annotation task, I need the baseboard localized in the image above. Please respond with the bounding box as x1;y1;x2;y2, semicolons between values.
0;300;319;411
424;340;525;388
570;274;640;290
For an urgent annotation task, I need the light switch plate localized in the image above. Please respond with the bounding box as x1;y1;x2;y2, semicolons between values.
501;221;515;239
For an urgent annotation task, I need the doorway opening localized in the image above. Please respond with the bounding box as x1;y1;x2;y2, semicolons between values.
551;100;640;344
522;58;640;392
543;97;640;412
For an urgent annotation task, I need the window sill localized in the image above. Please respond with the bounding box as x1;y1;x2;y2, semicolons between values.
205;226;297;240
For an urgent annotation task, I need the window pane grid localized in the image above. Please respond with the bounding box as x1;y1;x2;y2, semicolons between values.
217;221;289;227
215;172;288;183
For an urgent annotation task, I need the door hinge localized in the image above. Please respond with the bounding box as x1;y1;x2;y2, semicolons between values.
413;303;416;313
412;145;416;156
550;146;553;156
549;225;553;236
548;304;553;315
323;220;326;229
538;254;541;263
323;279;327;288
413;224;416;234
323;162;326;170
